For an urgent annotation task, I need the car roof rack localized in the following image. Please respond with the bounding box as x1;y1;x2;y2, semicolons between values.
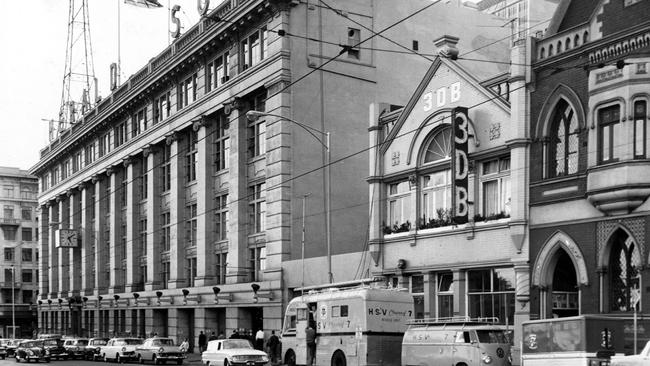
406;316;500;326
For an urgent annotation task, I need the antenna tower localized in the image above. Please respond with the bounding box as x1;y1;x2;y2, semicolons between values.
52;0;96;141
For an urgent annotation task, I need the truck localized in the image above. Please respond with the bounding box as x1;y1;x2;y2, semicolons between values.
521;315;627;366
280;282;414;366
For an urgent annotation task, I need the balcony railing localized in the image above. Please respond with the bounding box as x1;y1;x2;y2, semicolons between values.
0;218;19;225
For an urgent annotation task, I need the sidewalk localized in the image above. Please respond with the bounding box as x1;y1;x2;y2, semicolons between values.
185;353;202;363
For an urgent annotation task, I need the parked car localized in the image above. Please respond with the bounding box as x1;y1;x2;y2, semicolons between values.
85;337;109;361
201;339;269;366
63;338;89;360
0;339;7;359
100;337;143;363
611;340;650;366
15;340;50;363
42;338;68;360
6;339;22;357
136;337;186;365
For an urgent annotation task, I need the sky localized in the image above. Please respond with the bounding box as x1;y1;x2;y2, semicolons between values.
0;0;207;171
0;0;482;172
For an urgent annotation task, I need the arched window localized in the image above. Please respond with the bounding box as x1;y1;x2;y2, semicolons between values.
609;231;641;312
548;100;579;178
574;34;580;47
421;126;452;223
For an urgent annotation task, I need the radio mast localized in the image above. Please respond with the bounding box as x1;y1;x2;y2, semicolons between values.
52;0;96;141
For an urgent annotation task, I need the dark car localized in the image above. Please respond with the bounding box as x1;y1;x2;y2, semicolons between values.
6;339;22;357
15;340;50;363
63;338;89;360
84;337;109;361
42;339;67;360
0;339;7;359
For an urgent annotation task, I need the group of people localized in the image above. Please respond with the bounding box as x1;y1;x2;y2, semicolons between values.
197;330;226;352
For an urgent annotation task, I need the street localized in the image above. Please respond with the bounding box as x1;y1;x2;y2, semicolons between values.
0;355;202;365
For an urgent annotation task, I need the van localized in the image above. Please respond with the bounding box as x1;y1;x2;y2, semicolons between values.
402;317;512;366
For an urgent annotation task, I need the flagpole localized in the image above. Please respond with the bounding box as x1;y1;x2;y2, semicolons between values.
167;0;170;45
118;0;122;85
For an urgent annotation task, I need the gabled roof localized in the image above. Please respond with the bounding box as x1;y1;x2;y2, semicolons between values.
547;0;603;36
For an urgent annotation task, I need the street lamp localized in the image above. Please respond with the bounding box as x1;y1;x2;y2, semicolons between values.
246;111;333;283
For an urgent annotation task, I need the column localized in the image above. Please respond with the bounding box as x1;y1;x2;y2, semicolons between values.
39;204;50;298
93;175;108;295
195;118;215;286
424;273;435;319
124;158;138;291
368;103;387;269
168;133;185;288
453;270;466;317
59;195;70;297
80;182;93;294
49;200;59;296
227;105;249;283
69;188;82;293
145;145;161;291
108;167;124;293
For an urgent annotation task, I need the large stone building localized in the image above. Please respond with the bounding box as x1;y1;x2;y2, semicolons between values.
0;167;39;338
527;0;650;339
28;0;501;351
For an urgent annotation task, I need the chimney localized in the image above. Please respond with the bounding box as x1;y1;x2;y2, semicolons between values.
434;35;460;60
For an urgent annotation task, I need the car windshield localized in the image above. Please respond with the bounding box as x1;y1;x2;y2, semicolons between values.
92;340;108;346
152;339;175;346
75;340;89;346
43;340;61;346
223;340;253;349
476;330;509;344
21;341;39;348
124;339;142;345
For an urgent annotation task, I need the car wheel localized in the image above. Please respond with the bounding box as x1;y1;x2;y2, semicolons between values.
177;360;182;365
285;350;296;366
117;354;122;364
14;355;20;363
103;354;109;362
153;355;159;365
138;354;144;364
224;359;229;366
331;350;346;366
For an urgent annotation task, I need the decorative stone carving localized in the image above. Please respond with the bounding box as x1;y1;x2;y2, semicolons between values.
597;218;646;267
489;123;501;140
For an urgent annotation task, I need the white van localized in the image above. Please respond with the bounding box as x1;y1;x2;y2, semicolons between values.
402;318;512;366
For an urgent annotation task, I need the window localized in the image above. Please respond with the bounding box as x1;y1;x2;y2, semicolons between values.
161;144;172;192
598;104;621;163
634;100;647;158
215;194;229;241
62;160;70;180
241;26;268;70
609;232;641;312
84;142;96;166
332;305;349;317
161;261;170;289
98;132;112;157
4;248;14;261
481;158;511;218
347;28;360;59
21;270;32;283
21;207;32;221
214;113;230;172
132;107;147;138
154;91;171;124
72;151;82;173
120;173;128;208
206;52;229;92
249;183;266;233
247;92;267;158
42;173;49;191
547;100;578;178
22;290;32;304
421;171;451;222
161;212;171;252
388;181;412;228
249;246;266;281
20;186;36;200
187;257;197;287
51;167;59;185
139;217;148;256
467;268;515;325
21;228;32;242
114;121;127;148
215;251;228;284
4;205;14;219
178;73;197;110
139;157;148;200
186;130;198;183
22;248;32;262
2;186;13;198
186;203;197;247
4;269;12;284
437;272;454;318
410;275;425;319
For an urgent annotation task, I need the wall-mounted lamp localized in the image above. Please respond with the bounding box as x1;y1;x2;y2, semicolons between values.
47;299;52;309
181;289;201;304
156;291;173;305
57;298;63;309
38;300;43;306
97;295;104;308
251;283;273;303
212;287;232;304
133;292;149;306
82;297;88;308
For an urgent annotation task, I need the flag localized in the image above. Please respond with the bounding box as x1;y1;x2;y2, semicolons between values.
124;0;163;8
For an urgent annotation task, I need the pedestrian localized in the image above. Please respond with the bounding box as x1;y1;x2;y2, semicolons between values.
217;332;226;339
267;330;280;364
180;338;190;354
208;331;217;341
198;331;207;353
229;329;240;339
305;324;317;366
255;328;265;351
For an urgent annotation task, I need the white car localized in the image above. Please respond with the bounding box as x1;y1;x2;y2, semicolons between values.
201;339;269;366
611;341;650;366
100;337;143;363
136;337;186;365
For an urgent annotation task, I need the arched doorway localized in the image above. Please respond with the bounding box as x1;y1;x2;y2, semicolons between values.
605;228;641;312
550;250;578;317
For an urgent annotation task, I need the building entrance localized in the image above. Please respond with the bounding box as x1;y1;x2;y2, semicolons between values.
551;250;578;318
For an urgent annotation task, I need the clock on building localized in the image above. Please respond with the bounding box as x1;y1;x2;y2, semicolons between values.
57;229;78;248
